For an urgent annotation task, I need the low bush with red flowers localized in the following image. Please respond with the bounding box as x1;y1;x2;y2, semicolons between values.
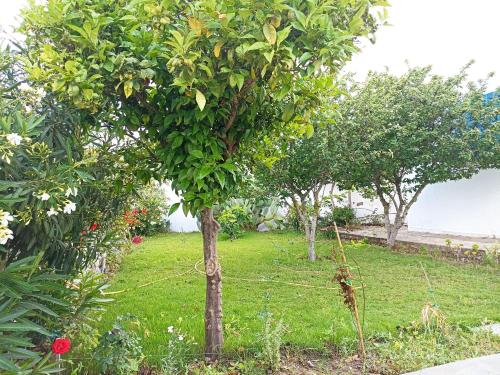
125;184;170;237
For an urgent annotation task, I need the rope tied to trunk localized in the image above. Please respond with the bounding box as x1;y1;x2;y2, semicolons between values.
205;257;219;276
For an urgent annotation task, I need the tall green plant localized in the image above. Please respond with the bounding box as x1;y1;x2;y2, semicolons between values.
0;254;67;373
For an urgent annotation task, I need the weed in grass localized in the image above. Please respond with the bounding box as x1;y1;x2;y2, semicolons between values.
256;295;287;371
93;314;144;375
369;323;500;374
161;324;198;375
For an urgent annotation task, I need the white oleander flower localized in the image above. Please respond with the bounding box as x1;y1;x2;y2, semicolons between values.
39;192;50;201
0;227;14;245
167;326;174;333
63;201;76;214
178;335;184;341
65;187;78;197
0;211;14;227
6;133;22;146
47;207;58;217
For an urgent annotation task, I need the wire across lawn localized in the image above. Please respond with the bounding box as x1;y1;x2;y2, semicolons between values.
98;231;500;364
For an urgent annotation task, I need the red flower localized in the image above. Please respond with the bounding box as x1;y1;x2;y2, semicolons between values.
51;338;71;355
89;223;98;231
81;230;87;235
132;209;139;216
131;235;143;244
141;208;148;214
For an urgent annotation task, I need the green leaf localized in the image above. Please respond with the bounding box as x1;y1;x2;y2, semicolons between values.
304;123;314;138
189;149;204;158
263;23;277;45
197;165;213;180
282;102;295;122
215;170;226;188
277;26;292;46
221;162;237;171
247;42;268;51
263;51;274;63
229;74;236;88
168;202;180;215
195;89;206;111
235;74;244;91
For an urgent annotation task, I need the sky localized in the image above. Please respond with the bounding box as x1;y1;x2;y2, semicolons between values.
1;0;499;90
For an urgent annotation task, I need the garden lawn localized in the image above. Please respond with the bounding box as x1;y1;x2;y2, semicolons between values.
99;231;500;365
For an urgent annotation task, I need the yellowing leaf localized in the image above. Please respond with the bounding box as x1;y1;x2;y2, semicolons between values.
123;80;133;98
195;89;206;111
214;42;223;58
188;17;203;36
83;89;93;100
263;23;277;45
270;15;281;28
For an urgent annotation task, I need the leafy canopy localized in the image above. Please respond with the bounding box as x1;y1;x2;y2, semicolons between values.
335;65;500;196
21;0;386;214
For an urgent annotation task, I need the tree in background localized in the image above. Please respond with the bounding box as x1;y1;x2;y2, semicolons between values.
21;0;385;358
335;65;499;247
256;123;338;261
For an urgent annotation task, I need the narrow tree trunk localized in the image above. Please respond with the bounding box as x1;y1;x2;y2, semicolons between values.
383;206;392;243
307;223;316;261
387;212;403;248
387;226;397;248
200;208;223;362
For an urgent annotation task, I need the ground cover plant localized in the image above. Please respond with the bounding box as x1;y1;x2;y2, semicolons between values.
96;231;500;371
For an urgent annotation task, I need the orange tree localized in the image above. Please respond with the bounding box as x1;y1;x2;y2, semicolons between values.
20;0;386;359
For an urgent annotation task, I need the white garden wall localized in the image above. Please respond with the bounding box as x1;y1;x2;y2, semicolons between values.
407;169;500;237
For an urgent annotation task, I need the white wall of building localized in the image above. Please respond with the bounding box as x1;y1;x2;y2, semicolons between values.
407;169;500;237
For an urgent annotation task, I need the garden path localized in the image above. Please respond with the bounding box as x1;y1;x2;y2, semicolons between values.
339;225;498;251
403;353;500;375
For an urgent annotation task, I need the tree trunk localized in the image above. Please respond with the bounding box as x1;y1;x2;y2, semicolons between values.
308;219;317;261
387;226;397;248
200;208;223;362
387;212;404;248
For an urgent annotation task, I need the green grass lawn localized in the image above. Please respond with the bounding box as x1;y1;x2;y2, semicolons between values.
99;231;500;365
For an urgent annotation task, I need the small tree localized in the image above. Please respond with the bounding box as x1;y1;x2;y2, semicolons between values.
21;0;384;358
256;125;337;261
335;65;499;247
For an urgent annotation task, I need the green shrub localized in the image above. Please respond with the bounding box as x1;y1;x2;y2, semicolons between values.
217;205;251;240
128;184;170;237
93;315;144;375
61;271;112;355
320;206;356;228
0;254;68;373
